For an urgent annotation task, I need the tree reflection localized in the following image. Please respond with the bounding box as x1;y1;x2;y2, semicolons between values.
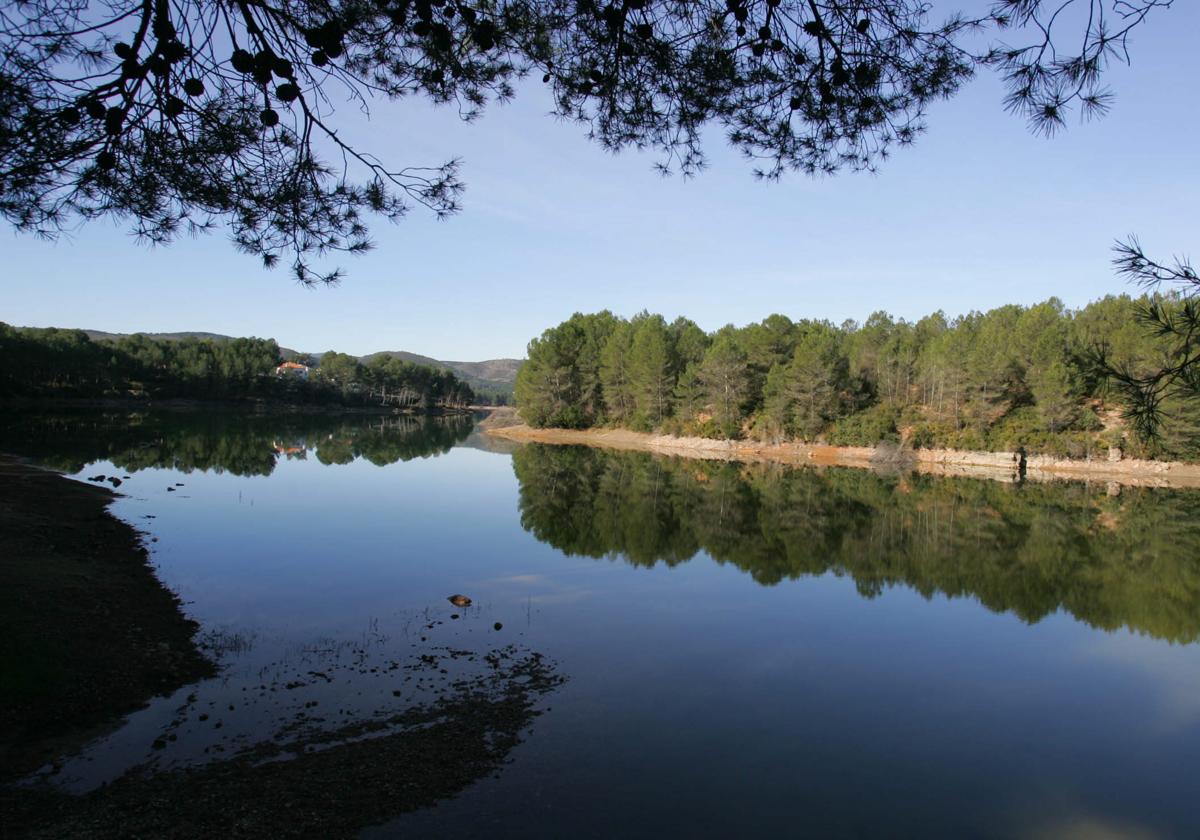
513;445;1200;643
0;411;477;477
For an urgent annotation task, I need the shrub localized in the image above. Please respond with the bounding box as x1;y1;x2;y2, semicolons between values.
1073;409;1104;432
659;416;686;437
829;403;900;446
948;426;987;452
749;413;787;444
1099;428;1125;450
906;421;956;450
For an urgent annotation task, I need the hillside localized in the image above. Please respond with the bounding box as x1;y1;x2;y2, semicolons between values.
75;329;521;399
360;351;522;397
82;329;306;361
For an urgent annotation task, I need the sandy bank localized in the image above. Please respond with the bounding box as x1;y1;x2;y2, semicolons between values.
484;417;1200;489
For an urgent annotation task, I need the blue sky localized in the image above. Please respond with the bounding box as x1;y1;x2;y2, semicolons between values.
4;4;1197;361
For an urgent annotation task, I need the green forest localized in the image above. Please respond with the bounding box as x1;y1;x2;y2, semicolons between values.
514;296;1200;460
0;325;475;410
513;445;1200;643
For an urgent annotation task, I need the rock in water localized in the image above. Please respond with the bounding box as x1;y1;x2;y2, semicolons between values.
447;594;472;607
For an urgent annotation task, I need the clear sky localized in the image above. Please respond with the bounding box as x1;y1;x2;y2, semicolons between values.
4;4;1197;361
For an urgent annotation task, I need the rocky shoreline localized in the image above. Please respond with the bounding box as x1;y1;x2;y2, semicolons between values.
484;414;1200;488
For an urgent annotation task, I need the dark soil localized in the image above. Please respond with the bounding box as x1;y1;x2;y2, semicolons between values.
0;456;214;780
4;649;563;838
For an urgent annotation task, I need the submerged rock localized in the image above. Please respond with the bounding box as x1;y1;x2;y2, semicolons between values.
447;594;472;608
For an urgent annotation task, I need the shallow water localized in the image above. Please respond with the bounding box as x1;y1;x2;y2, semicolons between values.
4;409;1200;837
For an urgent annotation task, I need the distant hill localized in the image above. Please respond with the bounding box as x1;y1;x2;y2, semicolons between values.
85;329;236;343
81;329;305;361
76;329;521;397
360;351;522;397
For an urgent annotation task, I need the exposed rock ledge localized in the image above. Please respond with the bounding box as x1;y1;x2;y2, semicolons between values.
484;418;1200;489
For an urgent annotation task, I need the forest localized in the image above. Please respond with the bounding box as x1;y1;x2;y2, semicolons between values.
514;295;1200;460
0;325;475;410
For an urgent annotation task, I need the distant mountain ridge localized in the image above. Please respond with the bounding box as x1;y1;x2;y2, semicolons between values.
76;329;522;395
360;351;522;393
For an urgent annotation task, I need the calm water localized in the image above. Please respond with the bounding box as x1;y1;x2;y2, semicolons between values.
5;409;1200;837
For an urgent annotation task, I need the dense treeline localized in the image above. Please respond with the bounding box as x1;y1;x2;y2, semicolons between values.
471;386;513;407
514;296;1200;460
0;325;474;409
314;351;476;409
513;445;1200;643
0;410;477;477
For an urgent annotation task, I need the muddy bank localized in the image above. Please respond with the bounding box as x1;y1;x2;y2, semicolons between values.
0;457;214;780
3;646;563;839
485;418;1200;488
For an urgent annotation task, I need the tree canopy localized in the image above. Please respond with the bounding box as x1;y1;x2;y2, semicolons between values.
0;0;1172;280
514;295;1200;460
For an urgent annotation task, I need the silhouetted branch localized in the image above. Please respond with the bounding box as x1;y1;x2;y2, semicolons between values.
0;0;1176;278
1091;236;1200;439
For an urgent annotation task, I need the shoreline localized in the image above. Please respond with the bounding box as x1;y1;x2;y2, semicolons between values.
0;456;215;781
483;415;1200;489
0;453;565;837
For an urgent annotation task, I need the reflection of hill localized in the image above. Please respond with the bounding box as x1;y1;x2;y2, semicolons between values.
459;430;523;457
0;411;476;477
512;445;1200;644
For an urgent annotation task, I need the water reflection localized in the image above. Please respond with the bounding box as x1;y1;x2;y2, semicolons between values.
512;444;1200;643
0;409;565;837
4;412;1200;837
0;409;477;476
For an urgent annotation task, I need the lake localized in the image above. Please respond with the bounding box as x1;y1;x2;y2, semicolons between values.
4;408;1200;837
